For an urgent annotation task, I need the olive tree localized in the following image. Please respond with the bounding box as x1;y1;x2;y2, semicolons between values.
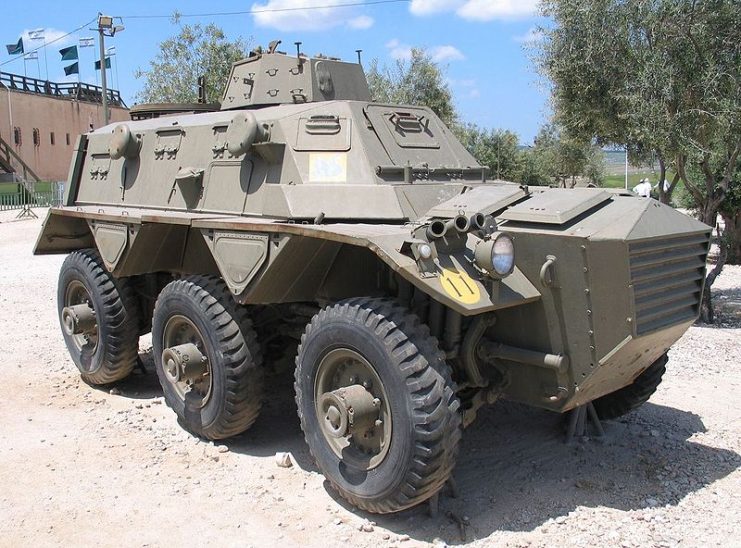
537;0;740;214
456;124;522;181
135;20;249;104
366;49;457;126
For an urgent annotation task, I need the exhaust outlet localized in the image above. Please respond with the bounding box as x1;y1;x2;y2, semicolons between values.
426;220;447;240
445;214;471;235
471;212;486;231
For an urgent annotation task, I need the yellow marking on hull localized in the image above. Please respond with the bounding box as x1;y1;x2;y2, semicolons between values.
440;268;481;305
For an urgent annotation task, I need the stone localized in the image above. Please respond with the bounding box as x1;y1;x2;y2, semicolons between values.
276;452;293;468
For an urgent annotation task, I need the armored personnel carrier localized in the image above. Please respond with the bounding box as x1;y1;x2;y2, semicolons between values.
35;41;710;514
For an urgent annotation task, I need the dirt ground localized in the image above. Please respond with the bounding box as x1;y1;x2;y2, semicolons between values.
1;209;739;548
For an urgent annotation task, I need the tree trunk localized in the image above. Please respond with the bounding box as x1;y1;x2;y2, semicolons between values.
698;205;719;228
721;210;741;265
657;157;668;204
700;223;728;324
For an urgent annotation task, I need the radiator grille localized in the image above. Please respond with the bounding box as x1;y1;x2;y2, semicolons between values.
629;233;709;335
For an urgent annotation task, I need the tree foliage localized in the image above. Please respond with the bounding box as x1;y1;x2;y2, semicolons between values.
366;49;457;126
134;21;249;104
456;124;522;181
530;124;606;187
538;0;740;221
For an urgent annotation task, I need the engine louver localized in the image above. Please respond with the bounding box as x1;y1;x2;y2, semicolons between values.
629;233;709;335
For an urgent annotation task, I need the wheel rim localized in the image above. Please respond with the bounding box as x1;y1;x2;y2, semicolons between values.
314;348;392;470
63;280;98;355
162;315;212;407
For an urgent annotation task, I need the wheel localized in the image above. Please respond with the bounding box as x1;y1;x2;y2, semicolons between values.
294;298;461;514
593;353;668;421
152;276;263;440
57;248;140;385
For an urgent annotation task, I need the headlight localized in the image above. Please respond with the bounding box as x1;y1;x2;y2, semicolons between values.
475;233;515;278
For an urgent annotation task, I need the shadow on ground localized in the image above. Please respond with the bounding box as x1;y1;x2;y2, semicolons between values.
108;351;740;545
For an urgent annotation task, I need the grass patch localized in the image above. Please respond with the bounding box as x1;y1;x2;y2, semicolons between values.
0;181;55;195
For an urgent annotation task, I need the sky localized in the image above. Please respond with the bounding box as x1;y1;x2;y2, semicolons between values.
0;0;549;142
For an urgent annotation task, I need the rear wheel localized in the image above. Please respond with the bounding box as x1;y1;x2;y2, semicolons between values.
593;353;668;421
152;276;263;440
295;298;461;513
57;249;140;385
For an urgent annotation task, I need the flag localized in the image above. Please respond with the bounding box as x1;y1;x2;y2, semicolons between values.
94;57;111;70
79;37;95;48
64;62;79;76
24;51;38;60
59;45;78;61
5;38;23;55
28;29;45;40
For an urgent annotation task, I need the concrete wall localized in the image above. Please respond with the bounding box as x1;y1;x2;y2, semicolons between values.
0;88;128;182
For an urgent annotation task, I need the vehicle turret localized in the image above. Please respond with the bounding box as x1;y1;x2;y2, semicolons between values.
221;40;370;109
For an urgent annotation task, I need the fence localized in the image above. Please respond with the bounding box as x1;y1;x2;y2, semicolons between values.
0;182;64;212
0;71;127;108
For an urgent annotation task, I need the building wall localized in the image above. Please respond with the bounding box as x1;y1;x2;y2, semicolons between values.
0;88;129;182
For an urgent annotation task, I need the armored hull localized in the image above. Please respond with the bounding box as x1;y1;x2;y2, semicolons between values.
36;45;710;513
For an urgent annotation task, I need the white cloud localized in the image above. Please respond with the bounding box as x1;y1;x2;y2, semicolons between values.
386;39;413;61
457;0;539;21
409;0;539;21
347;15;374;29
410;0;463;16
429;45;465;62
385;40;465;63
514;26;544;43
251;0;374;31
447;77;480;98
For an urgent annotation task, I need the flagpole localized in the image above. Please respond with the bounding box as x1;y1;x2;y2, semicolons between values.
43;36;49;80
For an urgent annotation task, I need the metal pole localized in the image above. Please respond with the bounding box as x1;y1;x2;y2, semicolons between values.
43;37;49;80
624;146;628;190
98;28;108;126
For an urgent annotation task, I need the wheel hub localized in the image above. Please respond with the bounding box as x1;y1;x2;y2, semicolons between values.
63;280;99;354
314;348;392;470
161;343;208;383
161;315;212;406
319;385;381;438
61;303;97;336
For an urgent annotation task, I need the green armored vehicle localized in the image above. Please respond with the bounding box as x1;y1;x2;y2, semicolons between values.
35;41;710;513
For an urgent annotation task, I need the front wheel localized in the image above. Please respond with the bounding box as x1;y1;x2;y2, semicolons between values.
294;298;461;514
593;353;668;421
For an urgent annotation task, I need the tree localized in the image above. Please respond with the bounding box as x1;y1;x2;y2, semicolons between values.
135;20;249;104
538;0;740;213
528;123;606;187
366;49;457;126
456;124;522;181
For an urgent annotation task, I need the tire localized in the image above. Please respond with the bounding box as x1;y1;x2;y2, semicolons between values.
593;353;668;421
294;298;461;514
57;248;140;385
152;276;263;440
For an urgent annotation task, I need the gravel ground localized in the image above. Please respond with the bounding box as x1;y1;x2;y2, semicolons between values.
1;209;739;548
